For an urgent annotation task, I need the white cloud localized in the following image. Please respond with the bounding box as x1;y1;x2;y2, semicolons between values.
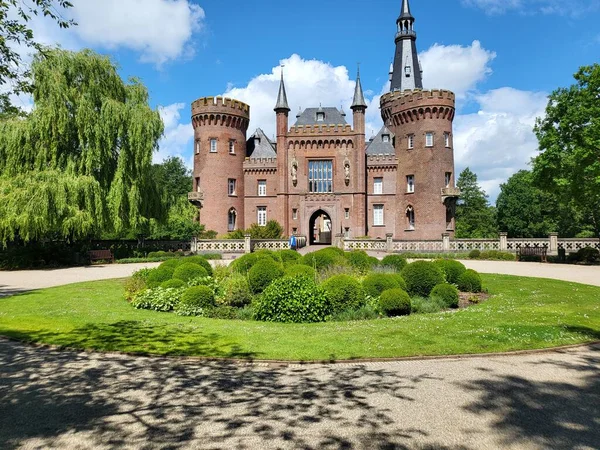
156;103;194;164
462;0;600;17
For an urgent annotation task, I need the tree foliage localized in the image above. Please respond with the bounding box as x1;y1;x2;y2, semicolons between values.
533;64;600;238
225;220;284;239
0;49;166;244
455;167;498;238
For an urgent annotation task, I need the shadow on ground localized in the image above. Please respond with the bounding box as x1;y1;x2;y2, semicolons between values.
0;285;31;298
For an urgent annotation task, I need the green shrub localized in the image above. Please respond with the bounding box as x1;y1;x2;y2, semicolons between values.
203;306;241;320
172;263;208;282
380;255;408;272
230;253;276;274
469;249;481;259
345;250;375;273
148;251;181;258
174;286;215;316
379;289;411;317
430;283;460;308
161;279;186;289
124;269;152;300
211;264;231;282
159;258;183;270
131;287;184;311
253;276;331;323
457;269;483;293
221;274;253;307
571;247;600;264
401;261;445;297
362;273;407;297
410;296;447;314
479;250;515;261
276;249;301;263
433;259;467;284
146;267;175;287
198;252;222;260
285;264;317;279
301;248;346;271
183;256;214;276
321;275;366;314
248;259;284;294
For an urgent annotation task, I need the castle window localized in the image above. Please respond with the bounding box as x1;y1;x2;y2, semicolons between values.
228;208;237;232
293;209;298;220
408;134;414;149
445;172;452;188
195;177;200;192
257;207;267;226
374;177;383;195
406;206;415;230
425;132;434;147
344;227;350;238
229;140;235;154
345;208;350;219
228;178;236;196
444;133;450;148
258;180;266;197
195;141;200;154
382;134;390;143
373;205;384;226
407;175;415;193
210;138;217;153
316;112;325;122
308;160;333;193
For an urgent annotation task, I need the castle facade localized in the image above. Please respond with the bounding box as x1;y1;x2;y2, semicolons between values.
189;0;459;244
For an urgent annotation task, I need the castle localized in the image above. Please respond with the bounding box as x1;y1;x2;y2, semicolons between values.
189;0;460;244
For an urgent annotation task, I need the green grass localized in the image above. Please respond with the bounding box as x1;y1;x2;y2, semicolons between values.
0;274;598;361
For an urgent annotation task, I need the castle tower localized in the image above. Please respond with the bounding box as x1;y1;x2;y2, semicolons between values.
190;97;250;235
381;0;459;239
275;69;291;232
351;68;368;237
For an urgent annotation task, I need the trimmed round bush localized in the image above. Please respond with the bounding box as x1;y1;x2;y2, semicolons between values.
159;258;183;270
147;267;175;287
300;248;347;271
230;253;259;274
401;261;445;297
277;249;301;263
183;256;213;276
172;263;208;282
285;264;317;279
433;259;467;284
379;289;411;317
431;283;460;308
248;259;284;294
362;273;407;298
346;250;374;273
457;269;483;293
321;274;366;313
160;279;186;289
255;250;282;263
179;285;215;309
253;276;331;323
380;255;408;273
221;274;252;307
469;249;481;259
572;247;600;264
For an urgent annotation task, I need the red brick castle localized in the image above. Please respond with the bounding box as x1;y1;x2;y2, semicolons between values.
189;0;459;244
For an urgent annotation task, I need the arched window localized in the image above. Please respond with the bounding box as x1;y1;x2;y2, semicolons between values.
228;208;237;232
406;206;415;231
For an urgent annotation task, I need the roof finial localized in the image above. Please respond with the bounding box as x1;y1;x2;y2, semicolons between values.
351;64;367;110
274;64;290;112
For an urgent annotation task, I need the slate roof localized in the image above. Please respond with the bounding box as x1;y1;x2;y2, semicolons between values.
294;107;348;126
274;72;290;111
351;72;367;109
247;128;277;159
365;126;395;155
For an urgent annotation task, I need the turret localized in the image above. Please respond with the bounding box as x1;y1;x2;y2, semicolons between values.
390;0;423;91
274;68;290;231
351;68;368;236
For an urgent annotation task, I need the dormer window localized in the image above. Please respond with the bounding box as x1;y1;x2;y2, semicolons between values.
382;134;390;143
405;65;411;77
316;112;325;122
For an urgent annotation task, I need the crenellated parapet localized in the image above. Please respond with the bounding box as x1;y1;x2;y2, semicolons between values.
243;158;278;173
367;154;398;170
380;89;455;126
288;124;354;135
192;96;250;131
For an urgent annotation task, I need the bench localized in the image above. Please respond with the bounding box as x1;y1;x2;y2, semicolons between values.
518;246;548;263
88;249;115;264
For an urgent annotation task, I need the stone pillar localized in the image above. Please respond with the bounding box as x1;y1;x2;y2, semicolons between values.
244;234;252;254
386;233;394;253
549;232;559;256
442;233;450;252
499;232;508;252
335;233;344;250
191;237;197;253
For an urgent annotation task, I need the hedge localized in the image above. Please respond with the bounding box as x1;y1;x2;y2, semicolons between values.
401;261;445;297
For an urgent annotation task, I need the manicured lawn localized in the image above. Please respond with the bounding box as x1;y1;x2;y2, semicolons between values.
0;274;598;361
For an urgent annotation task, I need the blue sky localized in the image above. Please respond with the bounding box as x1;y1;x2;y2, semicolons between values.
18;0;600;201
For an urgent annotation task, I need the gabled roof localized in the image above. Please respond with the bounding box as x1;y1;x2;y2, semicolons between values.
294;107;348;126
247;128;277;159
366;126;395;155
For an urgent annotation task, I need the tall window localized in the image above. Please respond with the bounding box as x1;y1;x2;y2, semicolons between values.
228;208;236;232
308;160;333;193
445;172;452;187
444;132;450;148
373;205;384;226
345;208;350;219
257;207;267;226
228;179;236;196
374;177;383;194
407;134;415;149
407;206;415;230
229;140;235;154
195;177;200;192
407;175;415;193
210;138;217;153
425;132;434;147
195;141;200;154
292;209;298;220
258;180;266;197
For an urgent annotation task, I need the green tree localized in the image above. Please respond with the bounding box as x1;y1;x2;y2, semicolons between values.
533;64;600;239
496;170;556;237
152;156;191;201
0;49;166;244
0;0;74;114
455;167;498;238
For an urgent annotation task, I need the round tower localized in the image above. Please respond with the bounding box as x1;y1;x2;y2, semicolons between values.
191;96;250;235
380;89;459;239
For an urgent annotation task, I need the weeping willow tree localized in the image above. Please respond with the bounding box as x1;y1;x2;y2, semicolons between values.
0;49;166;244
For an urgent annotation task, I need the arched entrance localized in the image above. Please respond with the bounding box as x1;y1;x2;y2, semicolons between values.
309;210;332;245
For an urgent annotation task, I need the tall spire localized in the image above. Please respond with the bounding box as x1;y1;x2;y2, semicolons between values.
390;0;423;92
274;67;290;112
351;66;367;110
